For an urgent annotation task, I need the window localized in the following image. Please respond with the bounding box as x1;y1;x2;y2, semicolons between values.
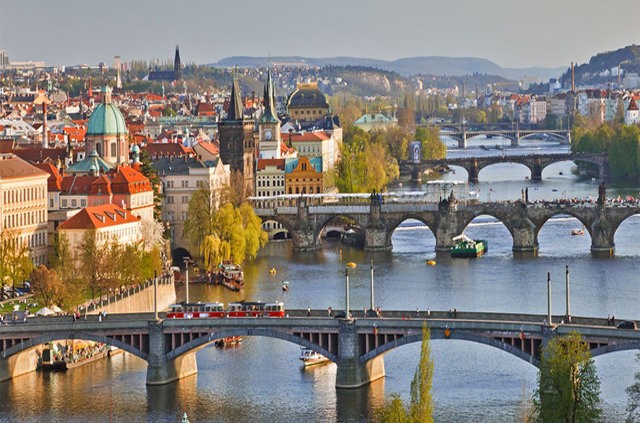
181;212;187;221
81;199;87;207
182;180;189;188
181;196;188;204
167;196;174;204
61;199;67;207
71;199;77;208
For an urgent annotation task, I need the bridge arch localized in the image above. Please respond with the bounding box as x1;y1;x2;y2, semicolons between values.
313;214;364;245
476;161;534;182
385;216;437;248
164;328;338;363
459;211;515;242
3;332;149;361
590;341;640;359
360;330;539;367
534;211;593;243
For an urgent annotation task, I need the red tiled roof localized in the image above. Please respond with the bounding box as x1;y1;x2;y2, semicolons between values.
144;142;190;158
286;132;331;142
257;158;285;171
11;147;68;164
0;154;50;179
58;203;140;230
194;141;219;156
628;100;639;111
32;163;62;191
110;166;152;194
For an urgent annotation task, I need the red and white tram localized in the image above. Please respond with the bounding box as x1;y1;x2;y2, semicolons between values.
226;301;285;318
165;301;285;318
166;302;225;319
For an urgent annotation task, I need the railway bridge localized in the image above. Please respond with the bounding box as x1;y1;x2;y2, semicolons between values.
1;311;639;388
439;125;571;148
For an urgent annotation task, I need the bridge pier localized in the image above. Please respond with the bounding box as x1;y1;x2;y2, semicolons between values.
0;348;39;383
146;321;198;385
511;133;519;147
457;133;467;149
590;215;615;256
365;203;392;251
335;319;385;389
511;213;538;253
467;160;479;184
531;159;542;181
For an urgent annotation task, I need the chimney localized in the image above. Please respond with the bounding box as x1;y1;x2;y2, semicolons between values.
571;62;575;92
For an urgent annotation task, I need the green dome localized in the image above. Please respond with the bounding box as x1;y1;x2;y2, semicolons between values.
87;90;127;136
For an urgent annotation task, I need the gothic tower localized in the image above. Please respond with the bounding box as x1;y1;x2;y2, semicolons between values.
219;79;255;196
174;45;182;80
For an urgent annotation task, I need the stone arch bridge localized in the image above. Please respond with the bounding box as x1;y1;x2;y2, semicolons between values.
439;126;571;149
1;311;639;388
251;194;638;254
402;153;608;183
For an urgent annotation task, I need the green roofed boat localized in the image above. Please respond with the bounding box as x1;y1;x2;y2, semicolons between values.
451;234;487;258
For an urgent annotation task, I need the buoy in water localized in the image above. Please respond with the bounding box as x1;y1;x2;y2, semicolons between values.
269;267;277;275
347;262;357;268
426;260;436;266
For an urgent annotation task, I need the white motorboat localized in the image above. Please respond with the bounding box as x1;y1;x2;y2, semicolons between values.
299;347;330;367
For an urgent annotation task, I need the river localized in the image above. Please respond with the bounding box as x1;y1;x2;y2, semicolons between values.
1;137;639;422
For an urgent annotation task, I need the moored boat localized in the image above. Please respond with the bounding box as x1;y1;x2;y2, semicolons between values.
450;234;487;258
299;347;330;367
571;227;585;236
214;336;243;348
214;260;244;291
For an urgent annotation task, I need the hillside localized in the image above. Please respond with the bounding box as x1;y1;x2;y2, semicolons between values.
559;44;640;87
213;56;563;81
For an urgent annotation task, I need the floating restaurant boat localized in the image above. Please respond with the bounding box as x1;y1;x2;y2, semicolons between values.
214;260;244;291
450;234;487;258
40;342;113;371
299;347;330;367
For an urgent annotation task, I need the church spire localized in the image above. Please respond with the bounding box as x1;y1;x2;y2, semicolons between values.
227;79;243;121
174;45;181;72
262;68;279;123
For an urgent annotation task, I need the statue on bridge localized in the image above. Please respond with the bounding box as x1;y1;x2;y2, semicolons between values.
598;182;606;206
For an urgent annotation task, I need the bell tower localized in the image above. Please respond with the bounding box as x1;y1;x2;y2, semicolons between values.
258;68;281;159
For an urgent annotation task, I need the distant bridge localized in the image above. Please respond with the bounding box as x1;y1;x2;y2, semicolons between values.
402;153;609;183
437;124;571;148
2;311;639;388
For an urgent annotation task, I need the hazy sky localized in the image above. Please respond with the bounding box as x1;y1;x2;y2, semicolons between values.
1;0;638;69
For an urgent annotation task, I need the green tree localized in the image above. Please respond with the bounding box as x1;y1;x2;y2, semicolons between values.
0;230;35;298
185;186;267;268
532;331;602;423
139;149;164;221
376;324;434;423
415;126;446;160
626;353;640;421
77;230;109;301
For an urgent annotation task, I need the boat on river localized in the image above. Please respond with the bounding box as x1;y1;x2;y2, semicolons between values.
214;261;244;291
214;336;243;348
40;342;113;371
299;348;330;367
571;227;585;236
450;234;487;258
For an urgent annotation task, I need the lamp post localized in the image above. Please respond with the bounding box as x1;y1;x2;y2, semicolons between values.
345;268;350;319
183;257;191;304
153;270;158;320
370;260;375;312
565;265;570;321
547;272;552;325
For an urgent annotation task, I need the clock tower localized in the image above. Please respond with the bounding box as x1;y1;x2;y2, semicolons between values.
258;68;281;159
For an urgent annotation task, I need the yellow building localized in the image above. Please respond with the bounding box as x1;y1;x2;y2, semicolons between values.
0;153;49;265
285;156;323;195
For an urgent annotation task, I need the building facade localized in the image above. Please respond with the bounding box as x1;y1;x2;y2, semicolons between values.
0;154;49;265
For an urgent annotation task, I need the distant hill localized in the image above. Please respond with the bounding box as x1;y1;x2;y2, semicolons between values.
560;45;640;87
213;56;564;81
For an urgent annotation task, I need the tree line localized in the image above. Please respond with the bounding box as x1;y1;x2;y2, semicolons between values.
571;118;640;181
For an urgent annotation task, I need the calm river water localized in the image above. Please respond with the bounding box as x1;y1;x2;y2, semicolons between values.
1;138;639;422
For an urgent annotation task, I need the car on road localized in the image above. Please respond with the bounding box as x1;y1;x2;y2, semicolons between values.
617;320;638;330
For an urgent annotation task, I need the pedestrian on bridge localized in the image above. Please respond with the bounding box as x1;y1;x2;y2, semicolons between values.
416;307;420;318
307;307;311;317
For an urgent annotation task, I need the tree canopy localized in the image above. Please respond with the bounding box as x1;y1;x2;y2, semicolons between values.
184;185;267;269
376;324;434;423
532;331;602;423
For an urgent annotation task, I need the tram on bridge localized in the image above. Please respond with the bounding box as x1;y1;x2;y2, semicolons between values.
166;301;285;319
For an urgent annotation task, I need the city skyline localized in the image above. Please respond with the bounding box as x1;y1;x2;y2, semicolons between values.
1;0;639;70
